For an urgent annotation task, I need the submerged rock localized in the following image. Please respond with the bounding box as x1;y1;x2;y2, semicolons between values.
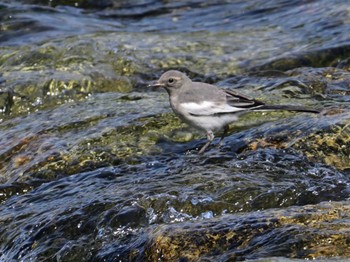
145;201;350;261
1;1;350;260
1;64;350;200
241;111;350;171
250;45;350;71
294;115;350;170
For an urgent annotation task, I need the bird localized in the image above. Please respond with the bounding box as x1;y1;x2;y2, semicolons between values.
150;70;320;154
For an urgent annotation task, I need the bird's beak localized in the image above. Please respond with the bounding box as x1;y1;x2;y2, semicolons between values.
148;81;164;88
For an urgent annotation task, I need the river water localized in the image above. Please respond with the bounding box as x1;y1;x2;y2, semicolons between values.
1;0;350;261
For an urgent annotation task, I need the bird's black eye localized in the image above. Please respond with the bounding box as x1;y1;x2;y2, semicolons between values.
168;78;174;84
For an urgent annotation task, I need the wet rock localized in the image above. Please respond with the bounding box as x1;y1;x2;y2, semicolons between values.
241;111;350;171
0;147;349;260
286;67;350;97
101;204;148;228
0;91;181;192
145;201;350;261
250;45;350;71
1;1;350;260
0;183;33;203
0;86;13;116
1;64;350;198
0;38;139;119
293;115;350;171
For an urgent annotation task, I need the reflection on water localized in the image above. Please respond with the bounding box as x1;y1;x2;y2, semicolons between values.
1;0;350;261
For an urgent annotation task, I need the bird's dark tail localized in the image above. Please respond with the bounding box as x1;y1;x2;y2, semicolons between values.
257;105;320;114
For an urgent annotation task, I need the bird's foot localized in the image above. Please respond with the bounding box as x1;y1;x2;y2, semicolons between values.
198;131;215;154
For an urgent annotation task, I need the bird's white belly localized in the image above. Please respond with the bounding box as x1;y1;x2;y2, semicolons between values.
180;113;240;132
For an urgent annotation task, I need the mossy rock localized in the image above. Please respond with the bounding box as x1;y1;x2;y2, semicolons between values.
243;111;350;170
145;201;350;261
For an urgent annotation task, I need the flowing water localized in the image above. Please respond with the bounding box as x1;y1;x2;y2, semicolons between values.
1;0;350;261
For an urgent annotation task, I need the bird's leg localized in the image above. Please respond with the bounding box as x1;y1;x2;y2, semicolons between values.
198;130;214;154
217;125;229;147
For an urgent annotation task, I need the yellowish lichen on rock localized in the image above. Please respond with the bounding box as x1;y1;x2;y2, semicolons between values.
145;202;350;261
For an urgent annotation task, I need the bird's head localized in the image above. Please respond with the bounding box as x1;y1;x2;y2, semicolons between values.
149;70;191;94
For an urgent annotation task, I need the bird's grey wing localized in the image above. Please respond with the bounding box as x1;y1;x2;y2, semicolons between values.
224;89;265;108
179;83;249;116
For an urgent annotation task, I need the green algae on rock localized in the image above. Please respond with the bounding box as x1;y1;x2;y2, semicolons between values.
293;118;350;170
250;45;350;72
145;201;350;261
0;92;189;191
241;111;350;171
